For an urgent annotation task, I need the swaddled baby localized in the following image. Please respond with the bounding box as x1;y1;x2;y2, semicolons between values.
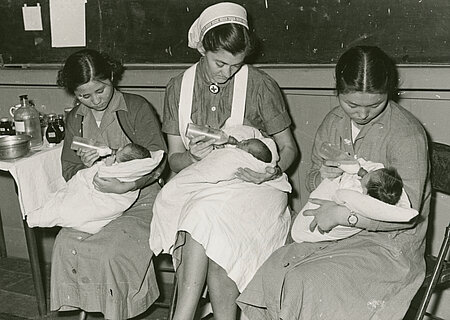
27;143;164;234
291;158;419;243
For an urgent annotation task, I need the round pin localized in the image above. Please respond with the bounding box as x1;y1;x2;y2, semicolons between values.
209;84;220;94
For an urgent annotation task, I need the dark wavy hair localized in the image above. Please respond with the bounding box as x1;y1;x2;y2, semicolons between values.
366;167;403;205
335;46;398;99
56;49;124;94
202;23;255;57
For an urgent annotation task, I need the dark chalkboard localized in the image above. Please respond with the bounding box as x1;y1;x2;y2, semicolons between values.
1;0;450;65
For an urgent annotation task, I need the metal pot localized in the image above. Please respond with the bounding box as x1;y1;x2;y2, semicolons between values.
0;135;31;160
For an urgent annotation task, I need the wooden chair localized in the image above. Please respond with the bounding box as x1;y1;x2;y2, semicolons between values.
153;254;177;320
153;177;177;320
414;142;450;320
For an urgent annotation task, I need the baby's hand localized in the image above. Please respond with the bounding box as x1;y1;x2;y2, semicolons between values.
104;155;116;166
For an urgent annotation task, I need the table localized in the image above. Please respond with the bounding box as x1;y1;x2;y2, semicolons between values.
0;143;64;317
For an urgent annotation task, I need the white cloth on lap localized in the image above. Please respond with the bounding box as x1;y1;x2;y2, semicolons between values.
27;150;164;234
150;127;291;291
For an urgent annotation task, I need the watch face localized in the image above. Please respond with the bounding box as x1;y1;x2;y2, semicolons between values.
348;214;358;226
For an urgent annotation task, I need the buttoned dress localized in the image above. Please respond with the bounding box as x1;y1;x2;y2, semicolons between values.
237;101;431;320
162;58;293;291
51;91;167;320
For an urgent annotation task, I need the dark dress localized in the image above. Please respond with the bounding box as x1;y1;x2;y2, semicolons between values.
51;91;167;320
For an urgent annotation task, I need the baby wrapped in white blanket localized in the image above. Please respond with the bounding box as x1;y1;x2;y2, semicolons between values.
27;144;164;234
291;159;419;243
150;125;292;291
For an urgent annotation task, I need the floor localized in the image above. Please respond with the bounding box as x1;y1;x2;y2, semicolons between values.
1;256;445;320
0;256;173;320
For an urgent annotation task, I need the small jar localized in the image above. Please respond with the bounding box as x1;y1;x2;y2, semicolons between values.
45;113;63;145
56;114;65;140
0;117;14;135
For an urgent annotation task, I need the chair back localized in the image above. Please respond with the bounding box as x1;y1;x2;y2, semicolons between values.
430;142;450;196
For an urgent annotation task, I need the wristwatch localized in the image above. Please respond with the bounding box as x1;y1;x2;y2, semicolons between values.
347;211;359;227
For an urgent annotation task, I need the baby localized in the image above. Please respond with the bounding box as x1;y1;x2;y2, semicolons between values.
235;138;272;163
104;143;150;165
291;159;418;243
26;143;163;234
359;166;403;205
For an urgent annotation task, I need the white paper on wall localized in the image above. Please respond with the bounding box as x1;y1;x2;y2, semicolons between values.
49;0;86;47
22;3;43;31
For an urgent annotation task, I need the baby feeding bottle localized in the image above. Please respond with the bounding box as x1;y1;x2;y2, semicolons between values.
319;142;360;173
186;123;236;145
70;136;113;157
10;95;43;148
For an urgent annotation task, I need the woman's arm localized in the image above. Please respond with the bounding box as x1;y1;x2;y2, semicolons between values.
362;132;429;231
272;128;298;172
61;109;86;181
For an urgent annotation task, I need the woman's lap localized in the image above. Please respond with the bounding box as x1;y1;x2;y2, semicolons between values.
238;235;422;320
172;185;290;292
50;183;160;319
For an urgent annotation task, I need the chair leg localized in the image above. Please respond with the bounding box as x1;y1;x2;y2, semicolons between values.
168;275;177;320
23;219;47;317
0;208;7;257
79;310;87;320
414;225;450;320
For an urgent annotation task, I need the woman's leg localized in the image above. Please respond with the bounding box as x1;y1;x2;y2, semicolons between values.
173;232;208;320
207;259;240;320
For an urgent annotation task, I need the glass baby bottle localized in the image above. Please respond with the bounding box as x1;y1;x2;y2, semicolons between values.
185;123;237;145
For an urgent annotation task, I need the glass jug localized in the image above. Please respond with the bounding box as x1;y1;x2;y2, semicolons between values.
9;95;43;148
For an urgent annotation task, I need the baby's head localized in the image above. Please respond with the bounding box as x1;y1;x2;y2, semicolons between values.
115;143;151;163
236;138;272;163
360;167;403;205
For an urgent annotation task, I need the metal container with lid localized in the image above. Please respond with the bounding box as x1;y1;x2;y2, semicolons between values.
0;135;32;160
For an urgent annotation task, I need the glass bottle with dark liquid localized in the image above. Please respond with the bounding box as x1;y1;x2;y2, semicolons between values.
45;113;63;145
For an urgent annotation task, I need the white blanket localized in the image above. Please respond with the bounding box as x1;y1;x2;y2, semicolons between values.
150;136;291;291
291;160;419;243
27;150;164;234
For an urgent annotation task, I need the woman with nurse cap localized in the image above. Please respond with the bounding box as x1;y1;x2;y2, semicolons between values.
155;2;298;319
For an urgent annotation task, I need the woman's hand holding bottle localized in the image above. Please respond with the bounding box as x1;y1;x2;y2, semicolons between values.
77;148;100;168
188;135;215;162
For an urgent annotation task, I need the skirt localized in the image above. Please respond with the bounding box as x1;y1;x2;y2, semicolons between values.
50;183;160;320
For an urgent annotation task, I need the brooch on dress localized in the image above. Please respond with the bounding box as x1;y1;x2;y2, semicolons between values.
209;84;220;94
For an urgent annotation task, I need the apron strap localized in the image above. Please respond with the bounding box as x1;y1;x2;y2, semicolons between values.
178;63;198;149
226;65;248;127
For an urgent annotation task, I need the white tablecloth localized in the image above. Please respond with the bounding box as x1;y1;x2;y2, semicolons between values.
0;143;65;219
